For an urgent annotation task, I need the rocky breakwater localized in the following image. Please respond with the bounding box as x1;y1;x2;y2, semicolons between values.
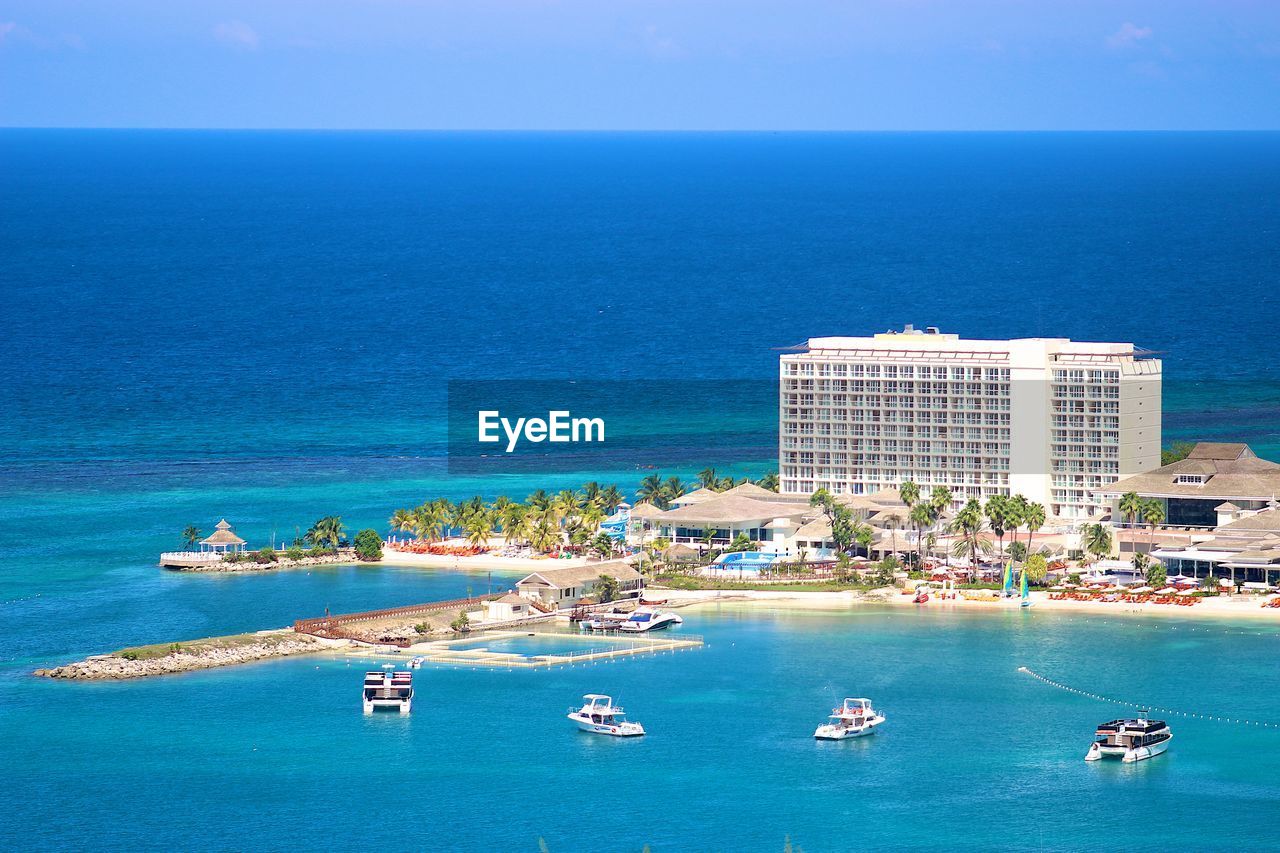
35;631;338;680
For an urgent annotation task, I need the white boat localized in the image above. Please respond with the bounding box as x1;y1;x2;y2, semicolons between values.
814;698;885;740
409;656;427;669
363;670;414;714
1085;711;1171;762
567;694;645;737
579;611;632;632
618;607;683;633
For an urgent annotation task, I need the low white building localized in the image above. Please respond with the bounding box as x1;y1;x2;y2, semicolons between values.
484;592;534;622
516;561;643;609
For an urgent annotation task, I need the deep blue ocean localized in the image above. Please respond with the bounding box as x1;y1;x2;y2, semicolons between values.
2;131;1280;850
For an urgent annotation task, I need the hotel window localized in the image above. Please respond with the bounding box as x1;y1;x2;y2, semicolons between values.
1175;474;1205;484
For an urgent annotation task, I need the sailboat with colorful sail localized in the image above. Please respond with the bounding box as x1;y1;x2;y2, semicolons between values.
1019;566;1032;607
1002;560;1013;598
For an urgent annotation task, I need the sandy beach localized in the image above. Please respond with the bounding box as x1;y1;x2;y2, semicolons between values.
379;549;596;574
658;586;1280;623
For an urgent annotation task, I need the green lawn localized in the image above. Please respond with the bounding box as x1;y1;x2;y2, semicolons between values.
113;631;298;661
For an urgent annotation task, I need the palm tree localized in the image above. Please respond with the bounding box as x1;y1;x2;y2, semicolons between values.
388;509;415;539
1081;522;1113;567
1007;494;1031;556
529;514;560;552
948;499;990;572
882;511;904;562
414;502;448;542
526;489;552;513
1141;499;1166;555
663;476;687;505
464;512;494;547
899;480;921;563
553;489;580;525
930;485;953;514
580;481;602;509
984;495;1009;560
637;474;665;507
855;522;874;559
909;502;935;566
306;516;344;549
755;471;780;492
899;480;920;511
1118;491;1143;530
599;484;623;512
181;524;202;550
701;528;717;551
697;468;718;489
1024;502;1045;557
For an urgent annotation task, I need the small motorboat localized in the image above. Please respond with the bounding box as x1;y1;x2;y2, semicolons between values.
1085;711;1171;762
913;589;930;604
567;694;645;737
408;656;427;669
618;607;683;632
814;698;885;740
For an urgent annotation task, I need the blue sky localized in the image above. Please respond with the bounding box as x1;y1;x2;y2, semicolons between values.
2;1;1279;130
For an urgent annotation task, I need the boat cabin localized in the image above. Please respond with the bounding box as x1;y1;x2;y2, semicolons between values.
363;670;414;714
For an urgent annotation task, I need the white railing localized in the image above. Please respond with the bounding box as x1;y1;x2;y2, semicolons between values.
159;552;225;563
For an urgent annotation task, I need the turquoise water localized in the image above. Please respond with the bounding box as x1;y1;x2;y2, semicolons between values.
7;605;1280;850
3;131;1280;849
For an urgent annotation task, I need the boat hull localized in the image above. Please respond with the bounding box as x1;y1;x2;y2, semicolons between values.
619;615;682;633
1085;735;1171;762
814;715;885;740
567;713;645;737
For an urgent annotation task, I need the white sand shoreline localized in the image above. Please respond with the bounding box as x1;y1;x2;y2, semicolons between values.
657;587;1280;623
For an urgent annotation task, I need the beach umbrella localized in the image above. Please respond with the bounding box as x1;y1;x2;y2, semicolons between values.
1156;587;1178;595
1130;586;1154;594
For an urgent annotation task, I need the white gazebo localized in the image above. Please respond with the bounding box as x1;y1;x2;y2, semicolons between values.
200;519;247;555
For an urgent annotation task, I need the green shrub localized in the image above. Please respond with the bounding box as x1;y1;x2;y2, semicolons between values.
284;546;305;561
353;528;383;562
253;548;277;565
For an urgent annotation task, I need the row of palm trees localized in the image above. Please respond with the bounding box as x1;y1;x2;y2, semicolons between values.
896;482;1048;568
388;482;625;554
636;469;780;509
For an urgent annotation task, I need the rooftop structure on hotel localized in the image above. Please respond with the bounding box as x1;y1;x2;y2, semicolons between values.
779;326;1162;519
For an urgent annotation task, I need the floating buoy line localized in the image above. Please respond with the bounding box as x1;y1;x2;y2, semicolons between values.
1018;666;1280;729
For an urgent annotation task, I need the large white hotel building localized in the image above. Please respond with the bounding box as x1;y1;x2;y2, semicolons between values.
779;326;1162;520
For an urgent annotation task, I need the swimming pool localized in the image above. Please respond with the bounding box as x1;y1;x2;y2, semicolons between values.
712;551;779;568
440;633;639;657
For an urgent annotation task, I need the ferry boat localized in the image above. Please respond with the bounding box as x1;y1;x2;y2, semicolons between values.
1085;711;1171;762
567;694;645;737
618;607;683;633
814;698;885;740
362;670;414;715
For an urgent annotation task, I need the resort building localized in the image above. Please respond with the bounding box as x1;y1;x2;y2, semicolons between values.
1094;442;1280;528
649;493;812;552
779;325;1162;520
646;487;910;558
515;561;643;610
1150;506;1280;587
